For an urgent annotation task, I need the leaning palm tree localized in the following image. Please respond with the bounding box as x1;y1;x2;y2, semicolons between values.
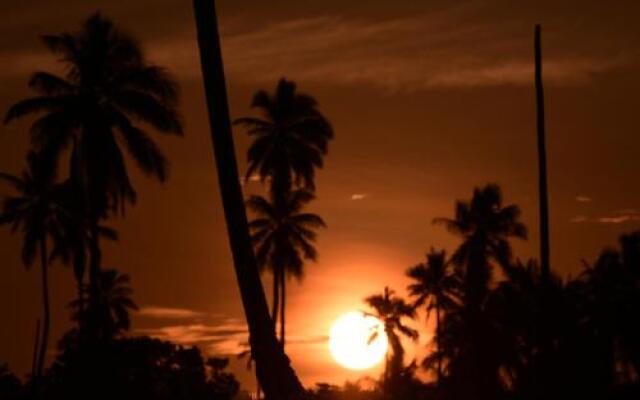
0;152;63;377
192;0;305;397
69;268;138;340
234;78;333;204
406;248;459;382
365;287;418;390
4;13;182;337
247;189;325;347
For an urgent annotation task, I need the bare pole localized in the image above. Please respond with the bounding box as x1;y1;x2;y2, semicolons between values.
535;24;551;282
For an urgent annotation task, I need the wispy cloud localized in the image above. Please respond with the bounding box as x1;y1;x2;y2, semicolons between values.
576;196;592;203
571;209;640;224
4;5;636;91
139;306;206;319
137;317;248;355
205;6;635;91
596;215;640;224
570;215;589;223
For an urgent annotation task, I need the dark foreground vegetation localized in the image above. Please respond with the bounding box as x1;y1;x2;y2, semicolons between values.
1;6;639;400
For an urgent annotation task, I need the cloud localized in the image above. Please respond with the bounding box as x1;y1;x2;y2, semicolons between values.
575;196;592;203
596;215;637;224
571;209;640;224
4;5;636;91
137;318;249;355
570;215;588;223
350;193;369;200
205;8;635;91
138;306;206;319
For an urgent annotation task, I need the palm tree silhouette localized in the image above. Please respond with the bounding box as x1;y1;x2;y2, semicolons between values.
247;189;325;347
365;287;418;392
0;152;64;377
191;0;305;397
234;78;333;203
434;184;527;399
4;13;182;337
434;184;527;306
69;268;138;340
52;180;118;332
406;248;459;383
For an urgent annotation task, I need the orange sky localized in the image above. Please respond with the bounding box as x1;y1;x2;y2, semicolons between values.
1;0;640;390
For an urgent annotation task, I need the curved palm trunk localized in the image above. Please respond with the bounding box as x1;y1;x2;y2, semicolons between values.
192;1;304;398
37;237;50;377
280;271;286;347
272;269;280;332
435;302;442;383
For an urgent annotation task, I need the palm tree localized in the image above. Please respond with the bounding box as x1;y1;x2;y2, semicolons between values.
0;152;63;377
4;13;182;337
69;268;138;339
51;180;118;332
365;287;418;391
434;184;527;306
234;78;333;204
434;184;527;399
406;248;459;382
191;0;305;397
247;189;326;347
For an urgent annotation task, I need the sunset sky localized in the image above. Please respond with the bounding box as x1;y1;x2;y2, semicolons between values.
1;0;639;389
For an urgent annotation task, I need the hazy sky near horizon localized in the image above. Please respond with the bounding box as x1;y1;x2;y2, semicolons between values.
1;0;639;389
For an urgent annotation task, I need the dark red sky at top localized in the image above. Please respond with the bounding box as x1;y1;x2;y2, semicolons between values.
1;0;639;388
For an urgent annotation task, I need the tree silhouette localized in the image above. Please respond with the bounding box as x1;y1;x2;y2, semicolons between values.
247;189;325;347
191;0;305;397
434;184;526;399
52;180;118;333
365;287;418;394
0;152;64;378
406;248;459;382
234;78;333;202
69;268;138;340
577;231;640;391
4;13;182;338
434;184;527;305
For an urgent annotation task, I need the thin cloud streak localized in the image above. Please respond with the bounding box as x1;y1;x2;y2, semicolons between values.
571;209;640;224
4;9;635;90
138;306;207;319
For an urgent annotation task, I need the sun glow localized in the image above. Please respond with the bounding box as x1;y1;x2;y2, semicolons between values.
329;311;388;370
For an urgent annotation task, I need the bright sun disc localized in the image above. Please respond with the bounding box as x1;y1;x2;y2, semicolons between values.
329;311;388;370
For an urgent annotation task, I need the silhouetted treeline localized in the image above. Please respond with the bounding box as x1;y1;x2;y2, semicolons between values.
364;184;640;400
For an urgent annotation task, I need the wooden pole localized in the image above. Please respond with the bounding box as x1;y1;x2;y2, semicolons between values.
535;24;551;281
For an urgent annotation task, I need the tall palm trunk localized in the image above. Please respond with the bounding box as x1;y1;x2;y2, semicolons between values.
31;319;40;378
280;271;286;347
272;269;280;332
435;302;442;383
37;237;50;377
192;1;304;398
534;25;551;282
88;221;102;340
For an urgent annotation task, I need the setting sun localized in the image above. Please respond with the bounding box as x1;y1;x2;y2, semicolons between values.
329;311;388;370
